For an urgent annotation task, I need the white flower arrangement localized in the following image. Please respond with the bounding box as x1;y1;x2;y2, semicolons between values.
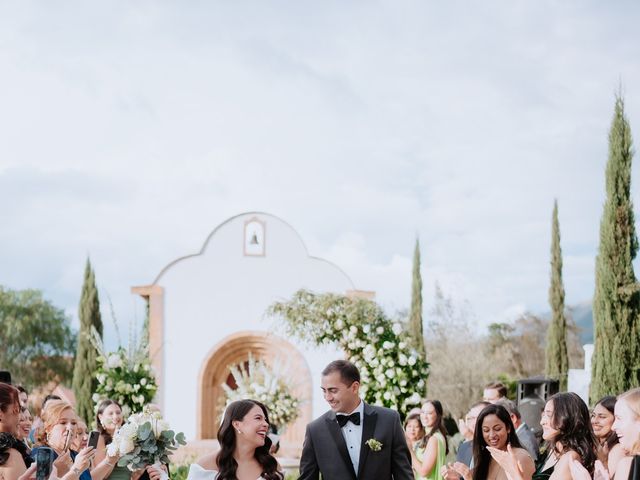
222;354;300;431
107;407;186;470
365;438;383;452
269;290;429;415
91;327;158;415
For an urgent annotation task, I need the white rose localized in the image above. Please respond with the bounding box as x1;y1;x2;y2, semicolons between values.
383;391;392;400
140;378;147;386
385;369;394;378
398;342;406;349
392;323;402;335
153;420;170;438
376;326;384;334
349;326;357;334
408;356;417;366
363;325;371;334
107;354;122;369
106;442;119;457
382;341;394;350
120;438;135;455
335;319;344;330
118;423;138;441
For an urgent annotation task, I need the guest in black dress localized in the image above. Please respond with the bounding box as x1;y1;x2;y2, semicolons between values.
0;383;31;480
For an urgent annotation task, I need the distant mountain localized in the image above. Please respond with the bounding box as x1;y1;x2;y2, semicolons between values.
568;301;593;345
540;301;593;345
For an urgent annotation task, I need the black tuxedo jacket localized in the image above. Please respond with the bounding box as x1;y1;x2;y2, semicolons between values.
297;402;413;480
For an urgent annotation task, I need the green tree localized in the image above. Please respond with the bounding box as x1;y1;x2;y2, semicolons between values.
409;238;426;361
591;95;640;401
545;200;569;390
72;258;103;423
0;286;76;388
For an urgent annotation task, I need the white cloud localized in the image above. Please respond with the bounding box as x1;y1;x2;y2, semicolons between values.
1;1;640;347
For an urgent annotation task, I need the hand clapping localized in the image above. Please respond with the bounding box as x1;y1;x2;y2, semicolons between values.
569;459;609;480
486;444;524;480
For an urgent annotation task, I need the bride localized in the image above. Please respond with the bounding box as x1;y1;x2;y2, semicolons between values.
187;400;283;480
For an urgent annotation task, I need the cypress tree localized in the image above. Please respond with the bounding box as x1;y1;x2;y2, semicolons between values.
545;200;569;390
409;238;426;361
591;95;640;401
72;258;103;423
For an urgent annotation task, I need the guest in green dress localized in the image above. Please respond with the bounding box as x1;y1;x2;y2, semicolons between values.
90;400;140;480
410;400;448;480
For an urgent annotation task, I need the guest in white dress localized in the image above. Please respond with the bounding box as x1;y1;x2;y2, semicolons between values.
187;400;283;480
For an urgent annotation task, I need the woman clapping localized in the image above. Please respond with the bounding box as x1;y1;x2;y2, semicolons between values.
442;404;535;480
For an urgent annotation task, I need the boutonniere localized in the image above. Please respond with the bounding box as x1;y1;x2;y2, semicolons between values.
365;438;383;452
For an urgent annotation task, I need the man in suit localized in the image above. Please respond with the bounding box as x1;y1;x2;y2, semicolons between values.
495;398;539;461
455;401;490;466
298;359;414;480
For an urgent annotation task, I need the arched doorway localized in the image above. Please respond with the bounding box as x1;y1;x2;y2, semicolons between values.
197;331;312;451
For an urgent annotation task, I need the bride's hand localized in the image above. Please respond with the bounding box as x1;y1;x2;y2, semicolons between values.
145;464;168;480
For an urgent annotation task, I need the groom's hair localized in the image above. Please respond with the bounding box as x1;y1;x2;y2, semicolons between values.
322;360;360;386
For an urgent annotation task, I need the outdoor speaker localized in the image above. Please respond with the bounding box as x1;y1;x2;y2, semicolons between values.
516;377;559;438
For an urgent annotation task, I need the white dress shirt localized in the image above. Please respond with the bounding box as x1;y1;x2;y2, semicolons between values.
338;400;364;474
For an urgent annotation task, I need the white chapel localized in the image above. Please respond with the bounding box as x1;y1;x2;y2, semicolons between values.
131;212;373;453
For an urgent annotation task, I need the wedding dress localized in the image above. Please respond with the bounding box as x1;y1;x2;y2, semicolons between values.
186;463;264;480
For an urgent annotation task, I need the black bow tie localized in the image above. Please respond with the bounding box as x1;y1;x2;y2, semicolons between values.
337;412;361;427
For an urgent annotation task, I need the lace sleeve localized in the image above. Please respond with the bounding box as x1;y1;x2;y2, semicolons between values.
0;433;32;468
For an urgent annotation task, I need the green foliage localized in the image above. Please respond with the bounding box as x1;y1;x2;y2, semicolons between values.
545;200;569;391
0;286;76;388
169;464;190;480
269;289;428;416
409;238;426;361
495;374;518;399
592;95;640;401
92;335;158;417
72;258;104;423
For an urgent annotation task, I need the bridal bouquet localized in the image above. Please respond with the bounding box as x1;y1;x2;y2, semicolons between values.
107;408;186;470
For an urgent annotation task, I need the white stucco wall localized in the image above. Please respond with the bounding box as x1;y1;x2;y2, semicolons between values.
568;344;594;404
152;212;354;439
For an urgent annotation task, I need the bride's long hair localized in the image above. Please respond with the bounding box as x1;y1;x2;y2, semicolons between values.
216;400;283;480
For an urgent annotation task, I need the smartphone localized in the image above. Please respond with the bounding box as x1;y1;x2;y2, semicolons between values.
36;447;53;480
62;427;73;452
88;431;100;449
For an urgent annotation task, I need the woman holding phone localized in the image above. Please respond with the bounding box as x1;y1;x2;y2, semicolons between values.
31;400;95;480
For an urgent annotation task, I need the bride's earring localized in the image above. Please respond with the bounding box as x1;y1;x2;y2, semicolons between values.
236;429;242;435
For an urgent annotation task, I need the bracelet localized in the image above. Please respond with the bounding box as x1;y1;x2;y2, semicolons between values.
106;462;115;467
71;466;82;476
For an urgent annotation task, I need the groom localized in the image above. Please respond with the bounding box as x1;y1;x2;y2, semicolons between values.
298;360;414;480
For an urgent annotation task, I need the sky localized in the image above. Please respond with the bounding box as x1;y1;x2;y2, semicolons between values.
1;1;640;348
